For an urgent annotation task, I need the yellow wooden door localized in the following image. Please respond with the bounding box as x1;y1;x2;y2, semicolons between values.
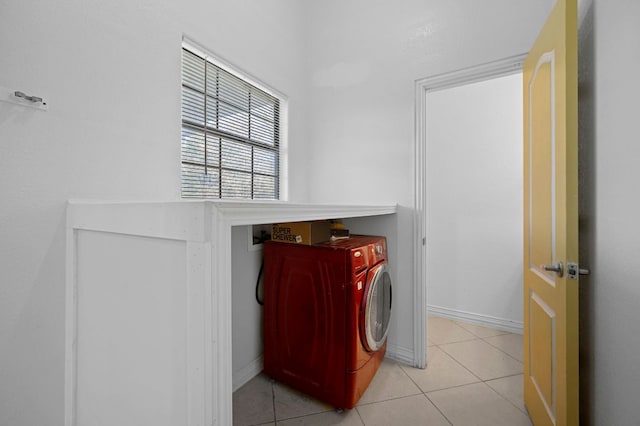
523;0;579;424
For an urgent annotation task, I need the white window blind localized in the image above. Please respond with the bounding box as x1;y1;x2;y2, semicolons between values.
181;47;280;199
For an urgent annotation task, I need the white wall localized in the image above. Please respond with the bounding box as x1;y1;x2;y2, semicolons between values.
305;0;554;358
425;73;523;328
231;226;264;388
578;0;640;424
0;2;309;425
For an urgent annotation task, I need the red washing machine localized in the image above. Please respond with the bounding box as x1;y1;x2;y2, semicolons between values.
263;235;392;409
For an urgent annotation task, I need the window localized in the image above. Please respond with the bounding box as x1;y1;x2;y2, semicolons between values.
181;45;281;199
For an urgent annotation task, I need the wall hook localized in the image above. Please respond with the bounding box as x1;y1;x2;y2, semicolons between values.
14;90;45;105
0;86;48;110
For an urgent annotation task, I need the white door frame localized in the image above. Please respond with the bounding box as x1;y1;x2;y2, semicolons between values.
413;54;527;368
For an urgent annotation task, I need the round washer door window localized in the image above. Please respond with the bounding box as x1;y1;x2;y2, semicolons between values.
361;263;392;351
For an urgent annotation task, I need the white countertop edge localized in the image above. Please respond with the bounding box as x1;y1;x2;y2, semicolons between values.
66;199;398;240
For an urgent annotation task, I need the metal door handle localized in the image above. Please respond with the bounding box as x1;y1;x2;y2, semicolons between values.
567;262;590;280
543;262;563;277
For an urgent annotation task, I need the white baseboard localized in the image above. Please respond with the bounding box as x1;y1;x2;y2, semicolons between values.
386;343;415;366
232;356;263;392
427;305;523;335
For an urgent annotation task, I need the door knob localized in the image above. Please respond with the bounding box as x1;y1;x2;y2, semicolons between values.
543;262;563;277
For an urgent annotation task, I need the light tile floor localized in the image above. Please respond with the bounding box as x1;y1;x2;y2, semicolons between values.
233;316;531;425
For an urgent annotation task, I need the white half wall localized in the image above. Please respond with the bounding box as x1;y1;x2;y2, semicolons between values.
425;73;524;328
75;231;188;426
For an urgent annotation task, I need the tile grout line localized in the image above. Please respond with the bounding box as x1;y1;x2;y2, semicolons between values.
356;390;425;407
438;337;523;381
483;376;532;417
485;372;525;381
268;377;339;423
393;357;455;426
429;336;479;345
481;335;524;364
270;378;276;424
423;379;485;394
397;356;425;389
398;354;480;394
431;318;531;421
353;405;366;426
434;341;486;383
354;360;422;408
427;319;531;421
423;392;455;426
269;409;343;424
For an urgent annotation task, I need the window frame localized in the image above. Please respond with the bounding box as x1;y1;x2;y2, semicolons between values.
181;38;288;201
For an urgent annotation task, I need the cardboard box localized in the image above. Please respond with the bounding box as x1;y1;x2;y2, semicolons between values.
271;221;332;245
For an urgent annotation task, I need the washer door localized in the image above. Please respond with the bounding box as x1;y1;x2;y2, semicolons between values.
361;263;392;352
